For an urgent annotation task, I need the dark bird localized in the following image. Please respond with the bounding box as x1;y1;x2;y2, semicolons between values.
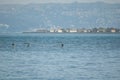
61;43;64;48
12;43;15;47
24;43;30;47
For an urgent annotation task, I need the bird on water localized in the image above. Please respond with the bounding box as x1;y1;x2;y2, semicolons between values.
61;43;64;48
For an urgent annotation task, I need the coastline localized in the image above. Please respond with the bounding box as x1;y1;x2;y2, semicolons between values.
22;32;120;34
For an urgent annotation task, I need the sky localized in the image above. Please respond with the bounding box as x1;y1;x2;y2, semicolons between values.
0;0;120;4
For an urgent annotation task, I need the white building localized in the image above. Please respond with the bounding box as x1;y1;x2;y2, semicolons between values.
69;29;77;33
83;30;88;32
50;29;55;32
57;29;63;33
111;29;116;33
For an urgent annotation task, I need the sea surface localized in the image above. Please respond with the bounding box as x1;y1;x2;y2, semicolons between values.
0;33;120;80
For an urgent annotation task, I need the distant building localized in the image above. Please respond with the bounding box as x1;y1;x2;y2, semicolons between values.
83;29;88;32
66;28;70;32
92;28;98;32
87;29;92;32
57;29;63;33
111;28;116;33
50;28;55;32
77;28;88;33
69;28;77;33
106;28;117;33
24;27;120;33
97;27;106;32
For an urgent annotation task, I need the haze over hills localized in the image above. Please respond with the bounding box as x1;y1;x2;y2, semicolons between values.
0;2;120;33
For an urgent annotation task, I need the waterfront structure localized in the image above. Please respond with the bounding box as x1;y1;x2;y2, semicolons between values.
92;28;98;32
23;27;120;33
77;28;90;33
65;28;70;32
57;29;64;33
97;27;106;32
110;28;116;33
69;28;77;33
50;28;55;32
77;29;83;32
87;29;92;32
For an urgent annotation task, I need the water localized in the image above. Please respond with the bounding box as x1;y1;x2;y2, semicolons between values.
0;33;120;80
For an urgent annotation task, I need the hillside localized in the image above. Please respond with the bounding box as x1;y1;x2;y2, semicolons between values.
0;2;120;33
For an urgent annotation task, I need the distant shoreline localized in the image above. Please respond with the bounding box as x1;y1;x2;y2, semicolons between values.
22;32;120;34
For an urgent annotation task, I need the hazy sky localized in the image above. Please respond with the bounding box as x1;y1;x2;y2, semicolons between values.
0;0;120;4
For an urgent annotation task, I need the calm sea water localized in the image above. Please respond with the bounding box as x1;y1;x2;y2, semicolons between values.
0;33;120;80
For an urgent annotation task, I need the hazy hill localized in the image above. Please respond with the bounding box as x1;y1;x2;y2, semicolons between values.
0;2;120;33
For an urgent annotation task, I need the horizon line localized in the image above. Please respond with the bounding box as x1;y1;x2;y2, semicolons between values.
0;1;120;5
